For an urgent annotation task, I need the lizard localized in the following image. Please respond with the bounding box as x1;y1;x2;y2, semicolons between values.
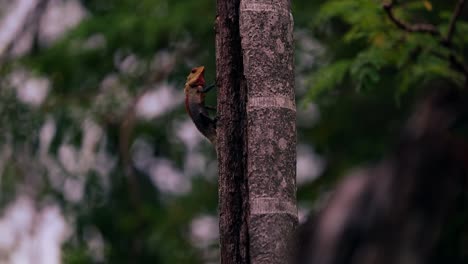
184;66;217;147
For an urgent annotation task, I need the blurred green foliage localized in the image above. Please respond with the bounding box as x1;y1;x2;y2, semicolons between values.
298;0;467;210
304;0;465;102
1;0;467;263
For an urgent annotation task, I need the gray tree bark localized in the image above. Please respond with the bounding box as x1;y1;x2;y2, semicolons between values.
240;0;297;263
216;0;297;263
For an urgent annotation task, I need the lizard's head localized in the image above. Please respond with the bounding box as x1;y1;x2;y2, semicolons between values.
185;66;206;88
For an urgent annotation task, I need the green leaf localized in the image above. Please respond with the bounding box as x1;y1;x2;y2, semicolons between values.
350;48;387;91
305;60;352;101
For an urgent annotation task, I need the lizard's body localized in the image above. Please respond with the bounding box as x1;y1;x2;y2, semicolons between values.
184;66;217;146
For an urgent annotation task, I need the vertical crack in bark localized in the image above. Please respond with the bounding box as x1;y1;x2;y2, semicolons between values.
216;0;249;263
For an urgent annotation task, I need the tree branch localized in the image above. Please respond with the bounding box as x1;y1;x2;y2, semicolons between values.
430;50;468;76
444;0;467;46
383;2;440;36
449;54;468;76
384;0;468;85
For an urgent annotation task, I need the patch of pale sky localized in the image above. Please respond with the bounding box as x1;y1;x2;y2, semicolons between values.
95;74;132;118
92;138;116;188
297;144;325;185
33;206;69;264
100;73;120;91
16;76;50;107
79;119;103;173
1;0;86;56
58;144;79;173
39;0;86;46
175;118;203;150
8;69;50;107
39;118;56;155
131;138;155;170
38;119;68;192
63;177;84;203
37;118;113;203
149;158;191;195
83;226;105;262
183;151;207;178
190;214;219;249
0;197;69;264
298;204;311;224
82;34;106;51
136;84;183;120
116;53;141;75
38;150;65;193
131;139;192;195
58;119;104;177
150;50;176;75
0;0;86;57
10;26;33;56
0;0;37;55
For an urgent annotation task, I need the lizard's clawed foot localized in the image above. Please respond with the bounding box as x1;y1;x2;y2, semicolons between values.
202;83;216;93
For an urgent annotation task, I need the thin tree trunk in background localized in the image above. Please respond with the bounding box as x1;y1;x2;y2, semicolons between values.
0;0;48;60
215;0;249;263
240;0;297;263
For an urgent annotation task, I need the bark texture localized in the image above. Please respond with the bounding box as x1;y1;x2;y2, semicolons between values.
295;87;468;264
215;0;250;263
240;0;297;263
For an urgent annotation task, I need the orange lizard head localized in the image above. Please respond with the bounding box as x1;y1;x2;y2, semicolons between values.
185;66;206;88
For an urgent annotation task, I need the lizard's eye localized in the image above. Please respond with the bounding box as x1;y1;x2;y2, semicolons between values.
191;68;197;73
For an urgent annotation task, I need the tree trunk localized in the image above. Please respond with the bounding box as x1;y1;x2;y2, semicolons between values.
216;0;297;263
240;0;297;263
215;0;249;263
